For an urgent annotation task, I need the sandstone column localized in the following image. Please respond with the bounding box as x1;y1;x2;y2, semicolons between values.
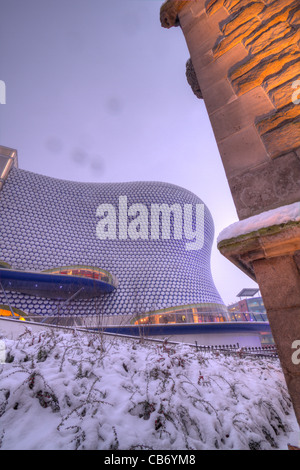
160;0;300;428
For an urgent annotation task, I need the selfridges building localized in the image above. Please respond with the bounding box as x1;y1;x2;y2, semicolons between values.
0;146;229;326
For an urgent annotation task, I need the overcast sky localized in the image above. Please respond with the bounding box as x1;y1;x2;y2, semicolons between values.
0;0;259;305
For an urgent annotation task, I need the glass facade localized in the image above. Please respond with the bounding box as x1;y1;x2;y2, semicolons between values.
228;297;268;322
42;265;118;288
0;305;26;321
133;303;230;325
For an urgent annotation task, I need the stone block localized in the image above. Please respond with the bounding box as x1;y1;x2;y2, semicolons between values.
244;1;296;48
226;0;254;15
231;44;300;96
206;0;224;16
268;78;297;109
216;124;270;180
182;7;228;57
194;49;215;68
231;32;300;81
189;0;206;17
246;21;292;56
228;151;300;219
209;86;274;141
193;42;248;92
213;17;261;58
178;6;203;32
261;119;300;159
258;0;299;23
263;59;300;96
290;6;300;26
256;103;299;135
202;77;237;114
220;2;265;37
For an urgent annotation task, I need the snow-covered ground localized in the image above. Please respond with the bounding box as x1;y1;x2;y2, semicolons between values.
0;327;299;450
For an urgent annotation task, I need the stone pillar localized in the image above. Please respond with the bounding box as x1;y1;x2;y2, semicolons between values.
218;220;300;424
160;0;300;429
254;255;300;423
160;0;300;220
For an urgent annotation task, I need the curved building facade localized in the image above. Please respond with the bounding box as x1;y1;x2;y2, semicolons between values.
0;149;228;324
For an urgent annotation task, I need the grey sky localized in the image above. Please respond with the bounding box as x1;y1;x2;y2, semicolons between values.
0;0;259;305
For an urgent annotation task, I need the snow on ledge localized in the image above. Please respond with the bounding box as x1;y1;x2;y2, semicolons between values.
217;201;300;244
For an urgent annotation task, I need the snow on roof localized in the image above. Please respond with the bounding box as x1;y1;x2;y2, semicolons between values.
217;201;300;244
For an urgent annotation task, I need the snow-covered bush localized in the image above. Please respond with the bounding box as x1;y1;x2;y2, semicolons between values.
0;328;298;450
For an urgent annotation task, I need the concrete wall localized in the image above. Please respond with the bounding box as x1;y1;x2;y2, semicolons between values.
0;317;266;348
0;317;78;340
